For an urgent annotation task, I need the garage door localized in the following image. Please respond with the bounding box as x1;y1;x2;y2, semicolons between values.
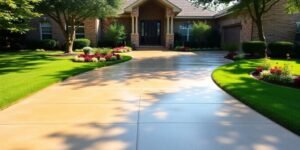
223;25;241;46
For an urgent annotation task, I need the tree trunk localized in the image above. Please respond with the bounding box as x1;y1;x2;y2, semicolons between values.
65;28;76;54
255;17;266;41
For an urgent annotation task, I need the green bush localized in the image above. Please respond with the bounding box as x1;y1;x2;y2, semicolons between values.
294;42;300;58
83;47;93;55
222;44;239;52
39;39;57;50
191;22;212;47
73;38;91;50
268;41;294;58
103;23;126;47
242;41;266;56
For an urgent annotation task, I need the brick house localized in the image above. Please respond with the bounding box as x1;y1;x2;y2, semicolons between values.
26;0;300;49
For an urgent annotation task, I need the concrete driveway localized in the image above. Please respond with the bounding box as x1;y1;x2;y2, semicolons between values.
0;51;299;150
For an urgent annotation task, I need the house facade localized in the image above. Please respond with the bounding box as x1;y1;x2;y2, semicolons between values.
26;0;300;49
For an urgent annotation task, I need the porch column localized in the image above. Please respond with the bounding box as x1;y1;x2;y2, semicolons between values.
130;7;139;48
165;8;174;49
135;16;138;34
132;16;135;34
170;16;174;35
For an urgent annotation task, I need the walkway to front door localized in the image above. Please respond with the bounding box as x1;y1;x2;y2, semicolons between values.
0;51;299;150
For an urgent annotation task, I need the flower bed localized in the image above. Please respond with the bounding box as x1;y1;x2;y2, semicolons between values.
251;59;300;88
112;46;132;53
73;47;122;63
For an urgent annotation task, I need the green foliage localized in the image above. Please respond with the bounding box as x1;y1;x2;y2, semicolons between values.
73;38;91;50
37;0;121;53
104;23;126;47
268;41;294;58
213;59;300;135
0;51;132;109
191;22;212;47
39;39;57;50
286;0;300;14
0;0;41;33
94;48;112;55
83;47;93;54
242;41;266;56
222;44;239;52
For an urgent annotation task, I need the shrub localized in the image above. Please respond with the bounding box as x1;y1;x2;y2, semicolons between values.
104;23;126;47
83;47;93;55
39;39;57;50
94;48;112;55
242;41;266;56
73;38;91;50
191;22;212;47
222;44;239;52
294;42;300;58
268;41;294;58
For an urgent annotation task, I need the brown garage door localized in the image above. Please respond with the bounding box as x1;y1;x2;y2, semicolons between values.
223;25;241;46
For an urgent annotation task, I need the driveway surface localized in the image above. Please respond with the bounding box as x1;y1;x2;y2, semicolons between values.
0;51;299;150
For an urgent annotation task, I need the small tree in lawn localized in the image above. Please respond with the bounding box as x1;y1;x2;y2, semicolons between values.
0;0;41;33
191;22;212;47
192;0;281;42
37;0;121;53
104;23;126;47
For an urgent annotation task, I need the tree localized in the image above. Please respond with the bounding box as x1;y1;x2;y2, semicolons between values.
104;23;126;47
286;0;300;13
0;0;41;33
37;0;121;53
192;0;281;41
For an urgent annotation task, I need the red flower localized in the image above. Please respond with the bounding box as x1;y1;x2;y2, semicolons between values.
270;66;282;75
256;66;263;73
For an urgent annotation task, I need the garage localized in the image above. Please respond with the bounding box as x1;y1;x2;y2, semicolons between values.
222;24;242;46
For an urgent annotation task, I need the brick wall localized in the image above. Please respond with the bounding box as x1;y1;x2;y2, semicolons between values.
217;12;253;46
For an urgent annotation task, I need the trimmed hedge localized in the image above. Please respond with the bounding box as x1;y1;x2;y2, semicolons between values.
73;38;91;50
295;42;300;58
242;41;266;56
39;39;57;50
268;41;294;58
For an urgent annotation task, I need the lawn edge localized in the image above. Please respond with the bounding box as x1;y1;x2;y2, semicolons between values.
0;55;132;110
211;63;300;136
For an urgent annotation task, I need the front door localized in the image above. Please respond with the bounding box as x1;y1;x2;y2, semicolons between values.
140;20;161;45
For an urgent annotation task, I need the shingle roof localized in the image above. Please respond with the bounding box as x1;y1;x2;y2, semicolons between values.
120;0;217;18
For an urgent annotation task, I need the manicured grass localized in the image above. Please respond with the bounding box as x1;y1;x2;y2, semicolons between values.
0;50;132;109
212;59;300;135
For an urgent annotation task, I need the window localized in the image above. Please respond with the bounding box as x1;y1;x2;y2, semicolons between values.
40;22;52;40
179;23;192;42
296;22;300;33
76;24;85;39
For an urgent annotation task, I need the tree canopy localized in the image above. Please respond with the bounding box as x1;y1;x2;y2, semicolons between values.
192;0;281;42
37;0;121;53
286;0;300;13
0;0;41;33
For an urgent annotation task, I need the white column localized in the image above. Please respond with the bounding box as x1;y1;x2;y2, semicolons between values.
170;16;174;35
166;16;170;35
135;17;138;34
132;16;135;34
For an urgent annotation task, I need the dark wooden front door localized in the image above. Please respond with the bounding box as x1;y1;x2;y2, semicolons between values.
140;21;161;45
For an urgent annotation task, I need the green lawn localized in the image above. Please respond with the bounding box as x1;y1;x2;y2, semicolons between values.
0;50;132;109
212;59;300;135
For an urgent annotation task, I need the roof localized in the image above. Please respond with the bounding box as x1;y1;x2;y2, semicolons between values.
119;0;217;18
